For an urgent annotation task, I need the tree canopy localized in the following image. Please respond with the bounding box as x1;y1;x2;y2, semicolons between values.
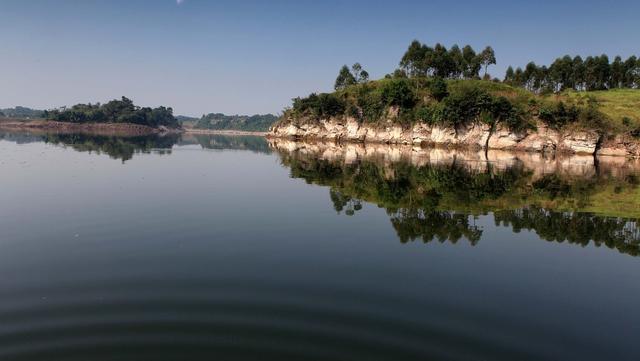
504;54;640;93
335;63;369;90
43;97;179;128
399;40;491;79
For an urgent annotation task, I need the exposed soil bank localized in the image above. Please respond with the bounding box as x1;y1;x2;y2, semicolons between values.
0;119;181;136
269;117;640;158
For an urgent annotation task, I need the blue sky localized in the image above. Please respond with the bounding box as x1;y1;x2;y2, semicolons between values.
1;0;639;116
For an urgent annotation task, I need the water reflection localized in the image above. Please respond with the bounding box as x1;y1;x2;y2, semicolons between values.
269;139;640;256
0;131;271;161
179;134;272;154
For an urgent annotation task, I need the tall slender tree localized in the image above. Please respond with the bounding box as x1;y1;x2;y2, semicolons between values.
480;46;496;77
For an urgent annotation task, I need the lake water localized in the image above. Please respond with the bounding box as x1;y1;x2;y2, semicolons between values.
1;131;639;361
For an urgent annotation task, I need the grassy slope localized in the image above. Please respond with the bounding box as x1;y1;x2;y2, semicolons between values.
452;81;640;128
560;88;640;127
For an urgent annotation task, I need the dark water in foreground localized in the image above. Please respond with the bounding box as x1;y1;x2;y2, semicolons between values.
1;131;639;361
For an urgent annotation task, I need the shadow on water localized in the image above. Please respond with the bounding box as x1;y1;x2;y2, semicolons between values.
270;139;640;257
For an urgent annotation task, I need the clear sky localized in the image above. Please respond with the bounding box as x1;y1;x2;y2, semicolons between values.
1;0;639;116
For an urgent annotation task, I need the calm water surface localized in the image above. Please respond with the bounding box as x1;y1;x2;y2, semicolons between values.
0;131;639;360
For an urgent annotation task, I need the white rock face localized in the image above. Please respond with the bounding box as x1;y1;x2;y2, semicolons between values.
559;131;600;154
268;117;638;157
597;135;640;157
488;125;526;149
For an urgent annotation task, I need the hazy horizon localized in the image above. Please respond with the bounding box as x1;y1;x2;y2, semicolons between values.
2;0;639;116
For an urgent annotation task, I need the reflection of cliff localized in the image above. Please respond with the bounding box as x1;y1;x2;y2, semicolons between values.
271;139;640;256
179;134;271;154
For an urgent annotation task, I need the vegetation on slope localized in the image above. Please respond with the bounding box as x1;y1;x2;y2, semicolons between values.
281;41;640;137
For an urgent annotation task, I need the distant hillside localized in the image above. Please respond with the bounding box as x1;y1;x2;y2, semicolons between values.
1;106;44;119
194;113;278;132
176;115;199;127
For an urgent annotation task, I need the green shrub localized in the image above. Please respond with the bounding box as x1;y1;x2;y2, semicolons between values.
428;77;449;101
442;85;493;126
538;101;579;129
380;78;416;109
414;104;445;125
292;92;346;119
356;85;385;122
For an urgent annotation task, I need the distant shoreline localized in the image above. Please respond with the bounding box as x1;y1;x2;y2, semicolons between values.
0;119;268;137
183;128;267;136
0;118;179;136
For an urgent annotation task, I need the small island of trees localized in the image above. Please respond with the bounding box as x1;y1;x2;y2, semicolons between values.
43;97;180;129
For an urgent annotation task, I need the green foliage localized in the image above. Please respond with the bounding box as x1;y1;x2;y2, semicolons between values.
414;104;444;125
195;113;278;131
335;63;369;90
440;85;491;126
399;40;490;79
380;78;416;108
44;97;179;128
428;77;449;101
355;84;385;122
334;65;356;90
539;101;580;129
291;92;346;120
506;54;640;93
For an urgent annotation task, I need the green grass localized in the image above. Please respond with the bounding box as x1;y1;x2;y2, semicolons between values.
557;88;640;127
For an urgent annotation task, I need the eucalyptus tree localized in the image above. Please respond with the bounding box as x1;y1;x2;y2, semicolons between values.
479;46;496;77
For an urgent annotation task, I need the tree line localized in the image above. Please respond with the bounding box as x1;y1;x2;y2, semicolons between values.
398;40;496;79
43;97;179;128
504;55;640;93
343;40;640;94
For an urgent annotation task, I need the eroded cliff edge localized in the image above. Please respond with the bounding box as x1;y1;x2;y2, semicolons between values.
268;117;640;158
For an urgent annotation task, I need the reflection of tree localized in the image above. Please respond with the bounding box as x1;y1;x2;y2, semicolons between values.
275;146;640;256
390;209;483;245
494;208;640;256
182;134;271;154
330;189;362;216
42;133;179;162
0;131;43;144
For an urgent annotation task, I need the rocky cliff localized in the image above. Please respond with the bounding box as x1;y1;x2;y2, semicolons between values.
268;117;640;158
